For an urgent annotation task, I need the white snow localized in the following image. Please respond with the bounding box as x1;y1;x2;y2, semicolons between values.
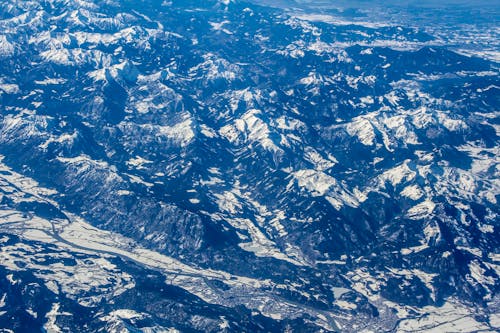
346;118;375;146
34;78;67;85
397;300;492;332
39;132;78;150
214;191;242;214
159;118;195;147
438;112;468;132
209;20;233;34
0;35;15;57
401;185;424;200
469;260;495;286
407;200;436;220
220;109;281;153
43;303;71;333
293;169;337;196
0;83;19;94
292;14;390;29
126;156;153;169
379;161;417;187
304;147;336;171
292;169;359;209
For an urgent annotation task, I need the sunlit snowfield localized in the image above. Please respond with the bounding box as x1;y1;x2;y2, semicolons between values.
0;0;498;332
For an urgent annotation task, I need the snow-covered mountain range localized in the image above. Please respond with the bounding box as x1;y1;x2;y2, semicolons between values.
0;0;498;331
